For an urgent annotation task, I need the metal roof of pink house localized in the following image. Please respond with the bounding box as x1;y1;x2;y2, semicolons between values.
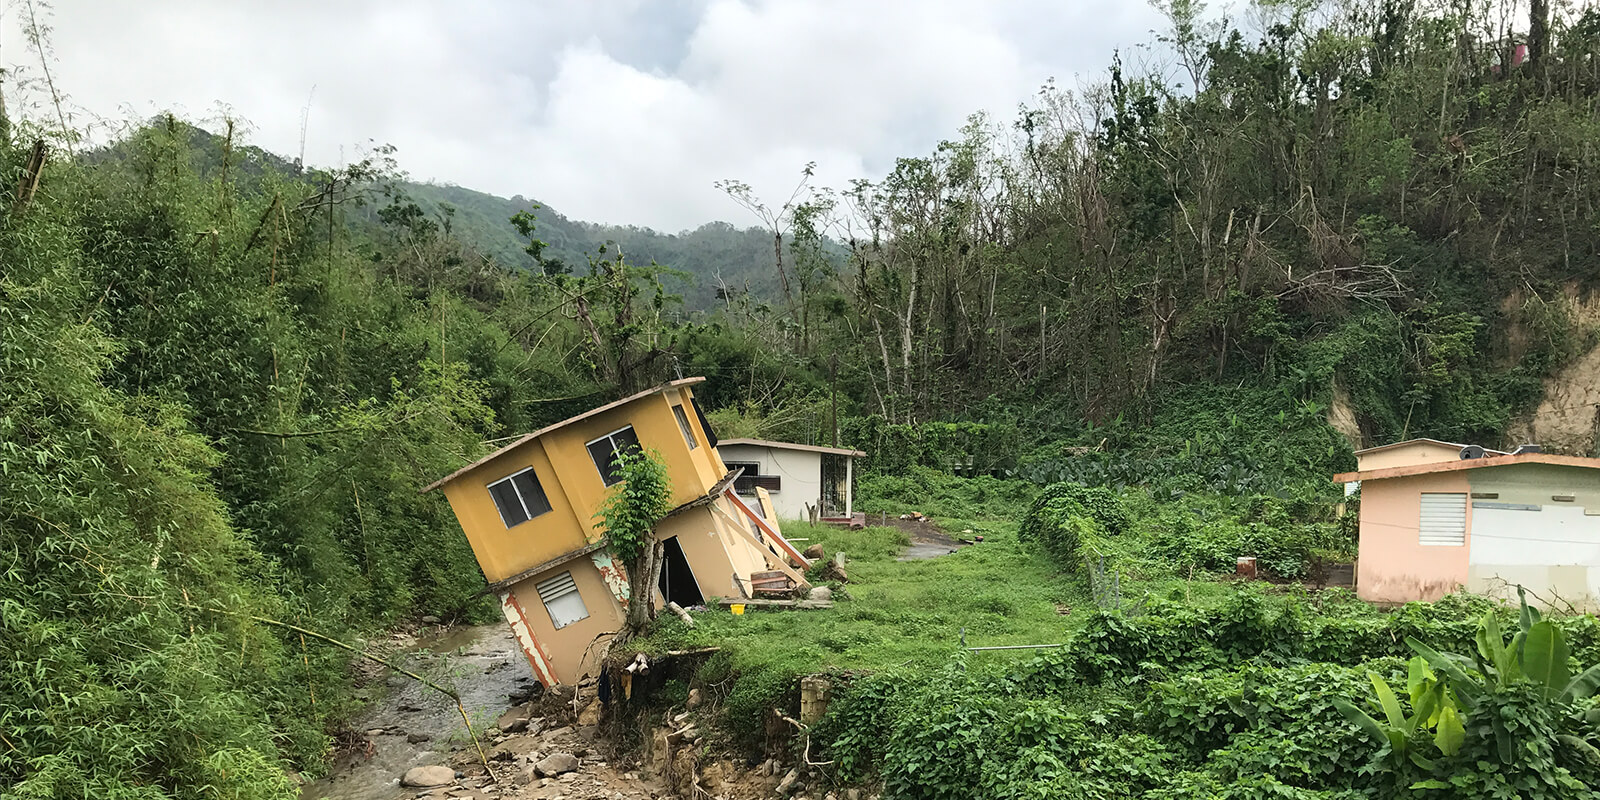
1334;452;1600;484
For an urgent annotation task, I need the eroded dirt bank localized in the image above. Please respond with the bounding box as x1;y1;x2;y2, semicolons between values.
301;625;857;800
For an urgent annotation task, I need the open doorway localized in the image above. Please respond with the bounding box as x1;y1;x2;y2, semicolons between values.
657;536;705;607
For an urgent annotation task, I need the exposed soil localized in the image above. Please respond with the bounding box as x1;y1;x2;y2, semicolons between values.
300;625;834;800
1505;285;1600;454
890;518;968;561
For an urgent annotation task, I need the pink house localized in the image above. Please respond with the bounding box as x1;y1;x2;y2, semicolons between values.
1338;440;1600;610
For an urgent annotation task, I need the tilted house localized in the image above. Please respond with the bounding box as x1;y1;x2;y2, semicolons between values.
716;438;866;522
1338;439;1600;610
424;378;811;687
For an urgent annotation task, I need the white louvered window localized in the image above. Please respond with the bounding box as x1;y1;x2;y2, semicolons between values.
536;571;590;629
1419;493;1467;546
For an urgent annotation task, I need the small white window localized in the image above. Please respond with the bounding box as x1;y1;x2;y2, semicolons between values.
535;571;590;629
672;405;698;450
487;467;553;528
1419;493;1467;546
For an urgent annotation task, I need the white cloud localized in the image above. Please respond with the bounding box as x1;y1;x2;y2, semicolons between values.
1;0;1163;231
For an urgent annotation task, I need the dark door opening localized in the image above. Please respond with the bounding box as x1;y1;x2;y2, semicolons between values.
657;536;705;607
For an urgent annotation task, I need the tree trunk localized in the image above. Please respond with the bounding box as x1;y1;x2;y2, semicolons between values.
773;232;792;302
619;540;663;644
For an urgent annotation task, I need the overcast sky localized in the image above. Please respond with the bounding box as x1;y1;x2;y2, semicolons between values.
1;1;1164;231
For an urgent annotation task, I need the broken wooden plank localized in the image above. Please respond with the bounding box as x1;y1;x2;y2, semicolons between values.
717;598;833;610
750;570;794;597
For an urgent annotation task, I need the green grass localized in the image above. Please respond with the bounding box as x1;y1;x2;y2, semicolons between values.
638;518;1247;678
641;523;1073;669
632;514;1254;746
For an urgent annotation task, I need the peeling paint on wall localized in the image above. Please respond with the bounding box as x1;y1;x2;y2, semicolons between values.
590;550;631;607
500;591;559;686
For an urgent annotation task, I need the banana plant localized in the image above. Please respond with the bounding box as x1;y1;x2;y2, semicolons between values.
1404;587;1600;763
1333;657;1464;769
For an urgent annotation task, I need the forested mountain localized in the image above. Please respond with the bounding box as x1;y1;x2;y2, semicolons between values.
5;0;1600;797
390;182;786;307
118;123;789;309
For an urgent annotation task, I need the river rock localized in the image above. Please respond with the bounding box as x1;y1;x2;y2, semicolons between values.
534;752;579;777
407;732;431;744
400;765;455;787
577;699;603;726
808;586;833;602
803;543;826;560
777;768;801;796
421;615;440;624
497;703;533;732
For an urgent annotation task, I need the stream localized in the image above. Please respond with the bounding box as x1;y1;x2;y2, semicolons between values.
301;625;538;800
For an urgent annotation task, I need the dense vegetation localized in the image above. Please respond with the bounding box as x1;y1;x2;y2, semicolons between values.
5;0;1600;797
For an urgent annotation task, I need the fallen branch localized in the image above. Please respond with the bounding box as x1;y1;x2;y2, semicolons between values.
775;710;835;767
665;601;695;628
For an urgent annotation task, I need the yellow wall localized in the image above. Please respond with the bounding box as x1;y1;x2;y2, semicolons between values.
441;385;732;586
505;558;625;684
440;441;587;583
657;507;740;600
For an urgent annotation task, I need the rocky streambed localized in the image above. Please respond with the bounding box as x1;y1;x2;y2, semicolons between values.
300;624;854;800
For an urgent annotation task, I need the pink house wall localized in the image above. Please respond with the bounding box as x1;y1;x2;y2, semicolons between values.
1356;472;1472;603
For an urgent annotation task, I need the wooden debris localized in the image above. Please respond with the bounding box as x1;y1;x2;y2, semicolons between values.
665;601;695;628
750;570;795;597
716;598;833;610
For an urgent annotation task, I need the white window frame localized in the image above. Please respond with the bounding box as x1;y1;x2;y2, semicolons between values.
672;404;698;450
535;571;590;629
1419;492;1467;546
585;425;641;486
486;466;552;528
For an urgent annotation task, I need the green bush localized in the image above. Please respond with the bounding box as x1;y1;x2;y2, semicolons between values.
1017;483;1131;567
857;467;1036;521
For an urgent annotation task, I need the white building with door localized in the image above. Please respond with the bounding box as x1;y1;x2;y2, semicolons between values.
716;438;866;522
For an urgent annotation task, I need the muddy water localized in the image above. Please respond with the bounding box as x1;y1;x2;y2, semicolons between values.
301;625;536;800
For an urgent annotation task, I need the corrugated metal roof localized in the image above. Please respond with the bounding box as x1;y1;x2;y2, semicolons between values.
1334;451;1600;483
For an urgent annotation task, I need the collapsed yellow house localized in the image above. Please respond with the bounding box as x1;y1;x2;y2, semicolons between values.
423;377;811;687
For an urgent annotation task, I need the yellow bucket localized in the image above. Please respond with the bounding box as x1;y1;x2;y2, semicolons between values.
730;604;746;615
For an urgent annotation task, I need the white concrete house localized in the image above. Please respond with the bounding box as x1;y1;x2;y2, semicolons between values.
716;438;866;522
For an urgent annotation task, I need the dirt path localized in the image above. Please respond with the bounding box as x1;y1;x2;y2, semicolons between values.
892;519;967;561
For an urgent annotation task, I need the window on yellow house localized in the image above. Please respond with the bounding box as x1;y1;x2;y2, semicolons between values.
586;425;641;486
535;571;589;629
487;467;553;528
672;404;698;450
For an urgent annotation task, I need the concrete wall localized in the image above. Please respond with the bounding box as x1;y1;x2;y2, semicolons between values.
502;556;625;686
441;385;729;584
716;443;824;520
1356;471;1472;603
1465;463;1600;610
1357;441;1465;472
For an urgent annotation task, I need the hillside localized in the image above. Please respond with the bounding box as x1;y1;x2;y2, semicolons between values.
392;181;785;308
10;0;1600;798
